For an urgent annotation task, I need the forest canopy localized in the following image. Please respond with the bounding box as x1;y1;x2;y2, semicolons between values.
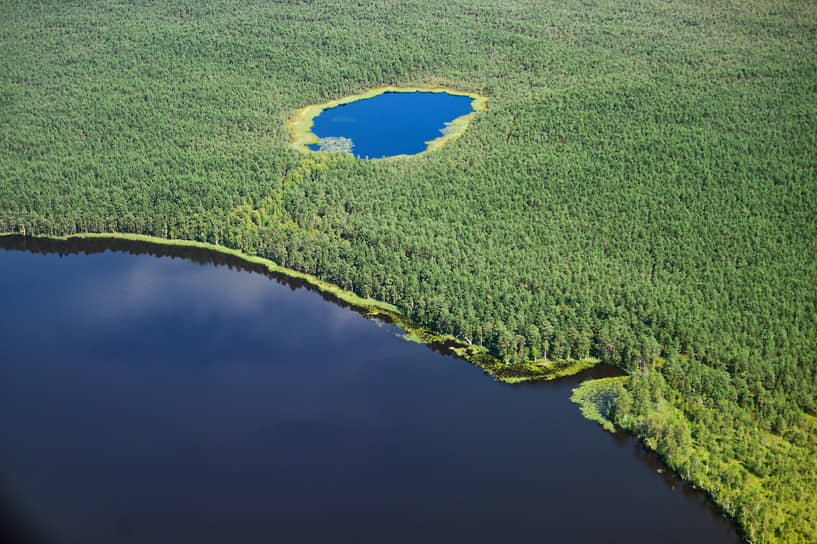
1;1;816;542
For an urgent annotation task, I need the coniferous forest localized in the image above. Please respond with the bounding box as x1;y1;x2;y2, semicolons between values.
1;1;816;542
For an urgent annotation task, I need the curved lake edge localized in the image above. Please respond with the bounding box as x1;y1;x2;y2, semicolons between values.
0;232;589;384
287;86;488;158
0;243;748;544
0;232;748;542
570;376;749;542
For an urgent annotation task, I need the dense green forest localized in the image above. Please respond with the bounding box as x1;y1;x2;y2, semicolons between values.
1;0;815;541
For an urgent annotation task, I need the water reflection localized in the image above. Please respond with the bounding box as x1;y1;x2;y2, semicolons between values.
0;235;745;544
0;235;480;361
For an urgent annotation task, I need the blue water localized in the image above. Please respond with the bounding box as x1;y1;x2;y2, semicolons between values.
0;236;745;544
307;91;475;158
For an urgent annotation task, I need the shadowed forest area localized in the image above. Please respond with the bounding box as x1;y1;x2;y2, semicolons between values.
1;1;815;541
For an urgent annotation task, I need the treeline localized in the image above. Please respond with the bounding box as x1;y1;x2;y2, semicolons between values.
2;1;816;542
589;354;817;543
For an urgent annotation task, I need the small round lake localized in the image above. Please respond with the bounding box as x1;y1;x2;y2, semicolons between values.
305;91;478;158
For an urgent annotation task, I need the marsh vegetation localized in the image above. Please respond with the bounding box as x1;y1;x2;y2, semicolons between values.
292;87;484;158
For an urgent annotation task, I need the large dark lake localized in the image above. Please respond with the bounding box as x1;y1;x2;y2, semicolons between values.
307;91;475;158
0;236;743;544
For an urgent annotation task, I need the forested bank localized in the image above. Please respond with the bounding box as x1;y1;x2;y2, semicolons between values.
1;1;815;541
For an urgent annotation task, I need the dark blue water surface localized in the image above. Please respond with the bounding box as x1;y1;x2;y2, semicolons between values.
0;237;744;544
307;91;475;158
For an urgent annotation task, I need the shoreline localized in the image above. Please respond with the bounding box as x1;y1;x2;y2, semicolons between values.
0;231;595;383
0;231;748;541
287;85;488;158
569;376;749;542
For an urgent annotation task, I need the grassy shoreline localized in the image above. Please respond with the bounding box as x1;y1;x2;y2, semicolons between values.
1;231;593;383
570;376;629;432
287;85;488;157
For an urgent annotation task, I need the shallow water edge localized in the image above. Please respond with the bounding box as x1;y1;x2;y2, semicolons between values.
0;232;587;384
0;232;748;543
288;85;488;158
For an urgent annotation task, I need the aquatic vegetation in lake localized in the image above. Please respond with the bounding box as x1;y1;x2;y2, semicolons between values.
290;86;485;158
317;136;354;154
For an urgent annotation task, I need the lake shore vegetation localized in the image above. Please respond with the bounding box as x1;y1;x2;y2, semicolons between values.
288;85;487;156
571;366;817;543
0;232;593;385
1;1;815;541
